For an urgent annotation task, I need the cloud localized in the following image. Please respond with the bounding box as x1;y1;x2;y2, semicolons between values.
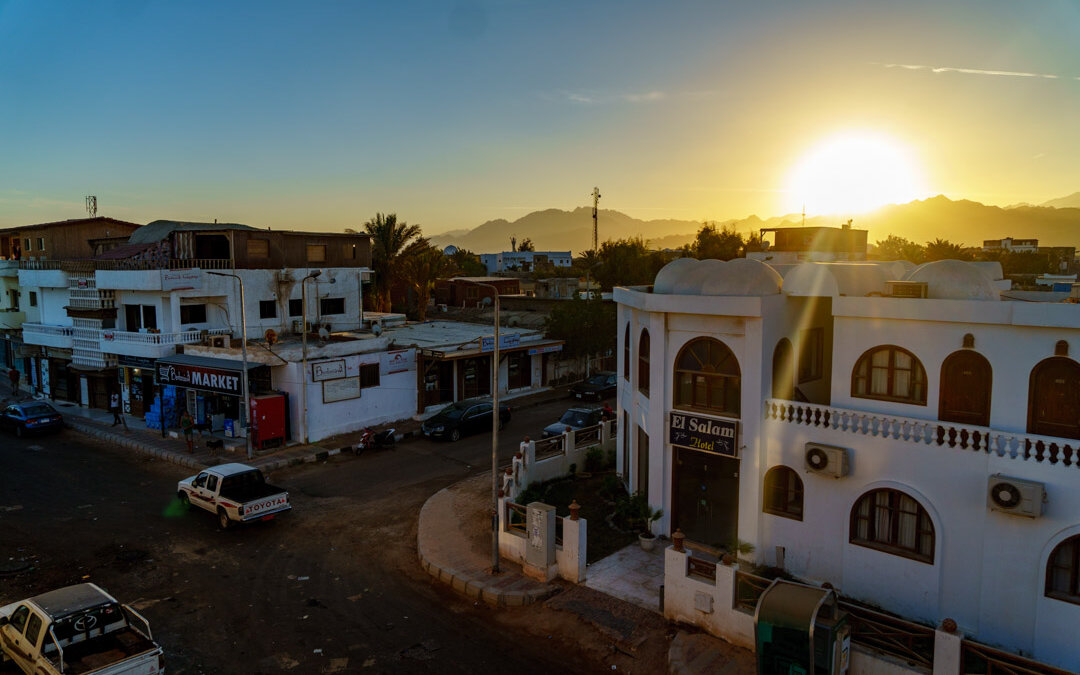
876;62;1073;81
557;89;717;106
622;91;666;103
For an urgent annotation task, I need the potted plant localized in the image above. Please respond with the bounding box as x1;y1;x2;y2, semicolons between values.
637;498;663;552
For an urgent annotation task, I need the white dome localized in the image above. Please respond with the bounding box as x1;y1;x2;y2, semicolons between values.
783;263;888;297
904;259;1000;300
652;257;781;296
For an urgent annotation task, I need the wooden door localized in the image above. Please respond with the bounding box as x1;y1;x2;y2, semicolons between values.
939;350;992;427
1029;357;1080;440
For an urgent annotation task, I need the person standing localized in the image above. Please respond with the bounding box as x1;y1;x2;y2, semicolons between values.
109;392;127;428
8;367;19;396
180;409;195;453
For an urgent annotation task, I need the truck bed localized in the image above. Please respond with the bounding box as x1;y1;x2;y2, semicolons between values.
220;481;285;504
51;627;157;675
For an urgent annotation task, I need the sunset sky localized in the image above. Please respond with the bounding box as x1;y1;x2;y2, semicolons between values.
1;0;1078;235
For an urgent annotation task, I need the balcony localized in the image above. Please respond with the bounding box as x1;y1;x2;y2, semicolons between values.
764;399;1079;472
0;310;26;331
18;262;67;288
96;260;233;291
100;328;233;359
0;260;18;278
22;323;75;349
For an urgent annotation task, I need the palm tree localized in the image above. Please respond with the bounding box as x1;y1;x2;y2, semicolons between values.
363;213;423;312
401;242;458;321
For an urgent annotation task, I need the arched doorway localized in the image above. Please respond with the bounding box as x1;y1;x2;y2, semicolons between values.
938;350;992;427
1028;357;1080;440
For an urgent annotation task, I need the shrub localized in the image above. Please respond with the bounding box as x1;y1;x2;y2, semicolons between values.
584;446;604;473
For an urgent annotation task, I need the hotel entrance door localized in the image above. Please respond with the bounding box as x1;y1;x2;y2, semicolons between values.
672;446;739;550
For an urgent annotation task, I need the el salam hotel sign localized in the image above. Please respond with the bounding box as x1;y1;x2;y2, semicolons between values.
669;411;739;458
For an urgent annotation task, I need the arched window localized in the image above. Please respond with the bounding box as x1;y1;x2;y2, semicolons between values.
850;489;935;563
623;324;630;382
772;339;794;400
638;329;650;396
1028;357;1080;440
1047;534;1080;605
674;337;740;416
939;350;992;427
852;346;927;405
763;466;803;520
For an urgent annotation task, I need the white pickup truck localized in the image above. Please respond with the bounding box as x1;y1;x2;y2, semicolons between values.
0;583;164;675
177;462;291;529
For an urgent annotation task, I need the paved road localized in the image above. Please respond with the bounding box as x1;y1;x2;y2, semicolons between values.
0;395;607;674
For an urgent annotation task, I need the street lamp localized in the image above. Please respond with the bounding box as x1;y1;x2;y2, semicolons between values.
300;270;321;444
477;282;501;573
207;271;252;460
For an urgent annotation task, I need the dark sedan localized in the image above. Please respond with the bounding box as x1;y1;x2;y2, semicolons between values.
1;402;64;437
570;371;617;401
421;399;511;442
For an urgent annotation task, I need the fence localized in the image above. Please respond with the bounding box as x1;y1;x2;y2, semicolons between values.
960;641;1075;675
496;498;587;583
503;419;617;501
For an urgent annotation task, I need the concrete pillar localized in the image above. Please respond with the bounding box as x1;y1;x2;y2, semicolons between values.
560;516;587;583
524;502;557;582
932;620;963;675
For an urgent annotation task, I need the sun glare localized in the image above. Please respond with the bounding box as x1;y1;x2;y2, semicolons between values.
783;131;927;216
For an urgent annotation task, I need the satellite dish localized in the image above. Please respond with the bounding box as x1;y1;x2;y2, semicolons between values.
481;296;492;307
318;326;330;340
264;328;278;345
371;323;383;336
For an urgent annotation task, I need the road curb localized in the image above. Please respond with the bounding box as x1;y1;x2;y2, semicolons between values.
416;481;557;608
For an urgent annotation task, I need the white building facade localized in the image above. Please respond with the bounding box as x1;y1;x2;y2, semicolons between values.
615;257;1080;671
480;250;573;274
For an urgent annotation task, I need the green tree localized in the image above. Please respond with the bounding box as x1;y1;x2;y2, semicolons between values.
924;238;972;262
873;235;926;263
517;237;535;252
544;296;616;360
691;223;743;260
363;213;423;312
594;237;661;290
401;241;457;321
448;248;487;276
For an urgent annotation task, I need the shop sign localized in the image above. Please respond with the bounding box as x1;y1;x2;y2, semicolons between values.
668;410;739;458
481;333;520;352
157;361;243;395
527;344;562;355
380;349;414;375
311;359;346;382
119;355;156;368
161;268;204;291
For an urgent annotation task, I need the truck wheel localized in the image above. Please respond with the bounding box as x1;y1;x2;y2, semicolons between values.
178;491;190;509
218;509;231;530
449;428;461;442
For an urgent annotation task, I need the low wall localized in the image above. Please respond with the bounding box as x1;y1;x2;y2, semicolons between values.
497;497;587;583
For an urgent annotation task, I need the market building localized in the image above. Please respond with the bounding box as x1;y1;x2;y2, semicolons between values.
615;256;1080;671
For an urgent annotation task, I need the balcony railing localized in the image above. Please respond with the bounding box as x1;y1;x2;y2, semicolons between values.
22;323;74;338
17;259;64;270
101;328;231;346
91;258;232;271
764;399;1080;471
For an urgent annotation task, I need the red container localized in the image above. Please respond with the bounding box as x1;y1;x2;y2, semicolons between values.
250;393;287;450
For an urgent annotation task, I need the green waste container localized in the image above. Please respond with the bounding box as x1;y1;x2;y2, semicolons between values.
754;579;851;675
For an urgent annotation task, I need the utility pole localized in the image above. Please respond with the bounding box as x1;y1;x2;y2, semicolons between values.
585;187;600;377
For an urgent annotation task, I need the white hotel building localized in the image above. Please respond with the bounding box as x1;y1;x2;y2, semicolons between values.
615;257;1080;670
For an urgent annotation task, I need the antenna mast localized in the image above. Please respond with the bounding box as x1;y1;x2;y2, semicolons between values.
591;187;601;252
86;196;97;217
801;204;805;228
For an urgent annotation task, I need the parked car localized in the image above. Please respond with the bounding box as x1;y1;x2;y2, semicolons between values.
0;583;165;675
570;371;617;401
0;402;63;437
177;463;291;529
421;399;511;442
542;406;606;438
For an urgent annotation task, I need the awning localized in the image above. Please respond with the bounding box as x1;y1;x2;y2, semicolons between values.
420;338;564;361
155;354;263;396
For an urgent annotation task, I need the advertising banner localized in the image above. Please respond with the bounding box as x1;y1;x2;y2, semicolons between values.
157;361;243;395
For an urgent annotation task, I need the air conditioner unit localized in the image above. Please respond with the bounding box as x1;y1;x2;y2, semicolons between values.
278;269;293;282
885;281;929;298
987;474;1045;518
209;335;229;348
805;443;850;478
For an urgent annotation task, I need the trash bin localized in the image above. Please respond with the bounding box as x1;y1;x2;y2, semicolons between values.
754;579;850;675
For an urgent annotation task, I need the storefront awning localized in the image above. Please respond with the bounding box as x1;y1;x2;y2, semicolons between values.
420;338;564;361
155;353;264;396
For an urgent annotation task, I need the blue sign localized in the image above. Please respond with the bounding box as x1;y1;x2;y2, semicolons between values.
480;333;520;352
668;411;739;458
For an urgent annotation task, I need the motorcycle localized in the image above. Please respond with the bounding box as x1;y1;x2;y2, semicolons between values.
356;427;396;452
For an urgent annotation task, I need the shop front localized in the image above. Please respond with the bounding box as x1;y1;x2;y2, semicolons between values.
155;354;270;437
117;355;157;417
417;337;563;410
44;348;76;402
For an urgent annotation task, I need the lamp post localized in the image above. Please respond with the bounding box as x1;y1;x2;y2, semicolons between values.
477;282;501;573
300;270;321;444
208;271;252;460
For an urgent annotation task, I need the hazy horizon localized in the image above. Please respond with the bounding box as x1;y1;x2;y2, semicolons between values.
2;1;1078;236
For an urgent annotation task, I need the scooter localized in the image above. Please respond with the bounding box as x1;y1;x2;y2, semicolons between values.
356;427;396;452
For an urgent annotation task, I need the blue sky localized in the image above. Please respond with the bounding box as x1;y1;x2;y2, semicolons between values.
2;0;1078;235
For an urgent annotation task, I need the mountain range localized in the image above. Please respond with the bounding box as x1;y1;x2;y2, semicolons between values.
429;194;1080;254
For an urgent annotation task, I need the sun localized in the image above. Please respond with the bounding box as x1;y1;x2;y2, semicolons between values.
782;131;928;216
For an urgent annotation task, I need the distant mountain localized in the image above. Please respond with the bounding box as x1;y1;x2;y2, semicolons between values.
1043;191;1080;209
430;197;1080;255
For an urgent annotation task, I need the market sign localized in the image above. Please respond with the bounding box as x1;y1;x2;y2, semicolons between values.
157;361;243;395
380;349;414;375
527;344;562;356
311;359;346;382
668;410;739;458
